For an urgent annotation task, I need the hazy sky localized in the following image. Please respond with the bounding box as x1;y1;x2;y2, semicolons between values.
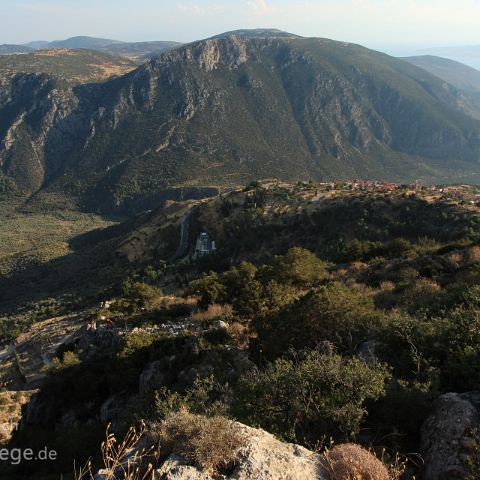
1;0;480;53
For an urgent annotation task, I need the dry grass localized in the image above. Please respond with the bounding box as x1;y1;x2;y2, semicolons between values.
466;245;480;264
445;251;464;270
86;63;135;78
0;390;34;444
161;296;197;308
379;281;396;292
191;304;233;323
322;443;392;480
227;321;249;348
159;408;246;473
35;48;77;56
0;210;116;276
75;423;155;480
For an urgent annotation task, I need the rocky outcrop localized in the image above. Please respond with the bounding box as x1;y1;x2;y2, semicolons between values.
421;392;480;480
75;322;123;356
0;73;80;192
156;423;327;480
139;361;168;396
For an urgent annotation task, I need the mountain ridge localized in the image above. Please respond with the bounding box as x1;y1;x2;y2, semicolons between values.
402;55;480;92
2;33;480;212
16;36;182;61
0;44;34;55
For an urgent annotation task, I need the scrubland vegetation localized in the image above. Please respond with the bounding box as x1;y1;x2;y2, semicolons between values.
1;182;480;479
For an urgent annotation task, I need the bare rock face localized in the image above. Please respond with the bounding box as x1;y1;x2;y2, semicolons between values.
156;454;211;480
155;423;327;480
75;323;122;356
139;360;168;395
421;392;480;480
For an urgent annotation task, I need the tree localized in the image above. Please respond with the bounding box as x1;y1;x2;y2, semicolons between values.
123;282;163;310
255;282;382;358
235;351;390;443
221;262;262;316
186;272;226;308
268;247;328;287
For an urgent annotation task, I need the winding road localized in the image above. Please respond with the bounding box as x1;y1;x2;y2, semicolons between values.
172;206;198;260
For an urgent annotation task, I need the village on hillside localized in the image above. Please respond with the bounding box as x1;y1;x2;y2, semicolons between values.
252;178;480;207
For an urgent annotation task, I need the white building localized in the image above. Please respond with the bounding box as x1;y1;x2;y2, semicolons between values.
195;232;216;257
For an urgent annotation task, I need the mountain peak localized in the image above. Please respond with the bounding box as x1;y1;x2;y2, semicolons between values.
48;36;125;49
208;28;301;40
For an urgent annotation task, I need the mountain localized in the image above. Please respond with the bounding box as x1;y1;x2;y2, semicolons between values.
47;35;124;49
401;55;480;121
0;48;137;84
2;34;480;212
21;36;182;61
23;41;50;49
0;45;34;55
420;45;480;70
97;40;183;61
209;28;301;40
402;55;480;92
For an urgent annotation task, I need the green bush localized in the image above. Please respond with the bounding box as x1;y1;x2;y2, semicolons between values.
236;351;390;443
343;239;384;261
255;282;383;357
186;272;226;308
50;351;81;371
122;281;163;310
268;247;328;287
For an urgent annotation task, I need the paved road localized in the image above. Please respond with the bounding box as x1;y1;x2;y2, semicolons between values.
172;206;197;260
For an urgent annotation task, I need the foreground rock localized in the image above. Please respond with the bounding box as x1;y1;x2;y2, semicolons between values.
421;392;480;479
156;423;327;480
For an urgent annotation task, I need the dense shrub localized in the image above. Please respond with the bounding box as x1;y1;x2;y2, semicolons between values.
343;239;384;261
188;248;327;316
255;282;383;357
121;281;164;310
265;247;328;286
235;351;390;443
50;351;81;371
187;272;226;308
379;289;480;392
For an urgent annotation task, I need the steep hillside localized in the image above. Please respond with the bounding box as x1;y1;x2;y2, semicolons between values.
403;55;480;92
0;45;33;55
402;55;480;121
2;34;480;211
97;41;183;61
422;44;480;70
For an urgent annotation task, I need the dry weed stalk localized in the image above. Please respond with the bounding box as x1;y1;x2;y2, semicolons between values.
75;422;156;480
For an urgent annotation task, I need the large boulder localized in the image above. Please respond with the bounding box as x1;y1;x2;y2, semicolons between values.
421;392;480;480
155;423;327;480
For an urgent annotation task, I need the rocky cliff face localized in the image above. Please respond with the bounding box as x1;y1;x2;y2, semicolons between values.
0;73;79;192
422;392;480;480
2;35;480;211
